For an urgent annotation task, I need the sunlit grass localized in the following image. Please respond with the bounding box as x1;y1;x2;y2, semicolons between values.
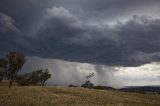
0;81;160;106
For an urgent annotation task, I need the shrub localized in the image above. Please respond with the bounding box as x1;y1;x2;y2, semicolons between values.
82;80;94;88
16;69;51;86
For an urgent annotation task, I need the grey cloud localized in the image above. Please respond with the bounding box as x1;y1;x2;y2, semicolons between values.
24;7;124;65
56;0;160;23
116;15;160;53
0;0;58;33
0;12;19;33
26;7;160;66
0;1;160;67
124;52;160;66
0;12;22;57
1;0;159;30
36;7;110;46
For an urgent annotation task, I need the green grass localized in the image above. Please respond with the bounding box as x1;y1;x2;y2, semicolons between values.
0;81;160;106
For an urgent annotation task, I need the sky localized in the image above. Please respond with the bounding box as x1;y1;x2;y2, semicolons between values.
0;0;160;88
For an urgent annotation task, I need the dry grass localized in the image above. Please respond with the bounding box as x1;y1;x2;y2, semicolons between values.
0;81;160;106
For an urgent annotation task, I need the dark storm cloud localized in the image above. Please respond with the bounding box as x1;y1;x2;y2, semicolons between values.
23;7;125;65
1;0;159;26
0;12;22;57
0;12;19;33
0;0;160;66
0;0;59;33
116;15;160;53
24;7;160;66
54;0;160;22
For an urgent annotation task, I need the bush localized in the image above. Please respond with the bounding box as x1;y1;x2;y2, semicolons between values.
16;69;51;86
16;74;31;86
81;80;94;88
68;84;77;87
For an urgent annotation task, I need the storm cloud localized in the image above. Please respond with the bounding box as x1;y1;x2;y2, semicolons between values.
0;12;19;33
25;7;160;66
0;0;160;66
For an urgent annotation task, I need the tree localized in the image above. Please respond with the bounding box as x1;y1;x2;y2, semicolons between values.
0;58;8;81
82;72;95;89
30;69;51;86
0;59;4;82
6;52;26;88
29;71;39;85
0;70;3;82
39;69;51;86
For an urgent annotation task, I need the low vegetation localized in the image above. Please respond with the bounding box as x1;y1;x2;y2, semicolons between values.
16;69;51;86
0;81;160;106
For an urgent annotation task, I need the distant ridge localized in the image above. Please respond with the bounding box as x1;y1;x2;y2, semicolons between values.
119;85;160;93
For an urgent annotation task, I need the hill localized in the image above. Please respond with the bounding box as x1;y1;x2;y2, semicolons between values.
119;86;160;93
0;81;160;106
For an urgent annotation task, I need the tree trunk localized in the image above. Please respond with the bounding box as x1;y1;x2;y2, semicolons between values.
9;80;13;88
9;74;14;88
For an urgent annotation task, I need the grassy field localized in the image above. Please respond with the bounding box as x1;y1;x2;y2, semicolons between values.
0;81;160;106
